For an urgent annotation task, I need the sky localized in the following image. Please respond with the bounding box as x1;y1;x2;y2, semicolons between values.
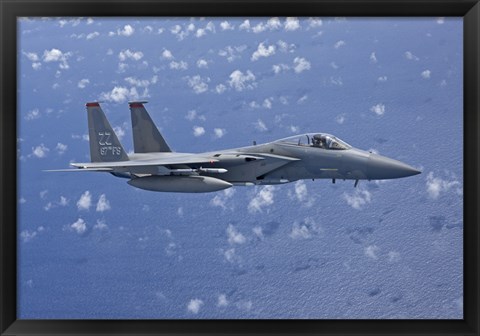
17;17;463;319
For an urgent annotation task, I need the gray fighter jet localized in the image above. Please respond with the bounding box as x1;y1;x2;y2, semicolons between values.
47;102;421;193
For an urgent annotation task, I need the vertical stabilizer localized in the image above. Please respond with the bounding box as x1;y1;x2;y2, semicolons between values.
129;101;172;153
86;102;129;162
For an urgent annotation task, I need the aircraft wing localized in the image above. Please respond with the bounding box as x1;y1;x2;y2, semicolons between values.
70;155;219;169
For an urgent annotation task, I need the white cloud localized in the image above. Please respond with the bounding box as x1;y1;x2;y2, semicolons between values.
86;31;99;40
124;76;151;88
290;217;322;239
24;51;39;62
343;188;372;210
239;20;251;31
297;95;308;104
335;114;346;124
426;172;461;199
227;224;246;245
32;143;49;158
20;230;38;242
162;49;174;59
118;49;143;61
334;40;346;49
196;28;206;38
77;78;90;89
169;60;188;70
218;45;247;63
59;196;68;206
86;18;94;25
40;190;48;199
186;75;209;94
436;17;445;24
196;59;208;68
387;251;401;263
213;128;226;139
370;52;377;63
215;84;227;94
187;299;203;314
378;76;388;82
421;70;431;79
55;142;67;155
284;17;300;31
263;98;272;109
405;51;419;61
254;119;268;132
308;17;323;28
228;70;256;91
25;108;40;121
248;186;275;213
96;194;111;212
251;43;276;61
42;48;71;69
217;294;229;307
77;191;92;211
118;24;134;36
32;62;42;70
220;21;234;30
292;180;308;202
193;126;205;137
100;86;140;103
272;63;290;74
210;187;235;209
293;57;311;73
370;103;385;116
365;245;379;260
71;218;87;235
277;40;296;53
94;219;108;230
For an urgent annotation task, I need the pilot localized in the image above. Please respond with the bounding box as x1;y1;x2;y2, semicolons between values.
312;134;323;148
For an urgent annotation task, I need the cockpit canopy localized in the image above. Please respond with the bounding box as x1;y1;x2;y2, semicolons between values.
275;133;351;150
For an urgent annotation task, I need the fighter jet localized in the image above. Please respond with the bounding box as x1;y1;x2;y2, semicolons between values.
47;102;421;193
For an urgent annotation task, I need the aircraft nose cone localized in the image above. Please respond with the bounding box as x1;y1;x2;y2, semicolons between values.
367;153;421;180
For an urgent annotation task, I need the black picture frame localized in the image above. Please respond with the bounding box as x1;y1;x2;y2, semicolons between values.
1;0;478;335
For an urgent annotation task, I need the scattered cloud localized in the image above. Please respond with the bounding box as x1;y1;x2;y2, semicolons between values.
117;24;134;36
284;17;300;31
370;52;377;63
169;60;188;70
25;108;40;121
42;48;72;69
227;224;246;245
293;57;311;73
100;86;140;103
31;143;49;158
213;128;226;139
308;17;323;28
187;299;204;314
196;59;208;68
118;49;143;61
365;245;379;260
370;103;385;116
217;294;229;307
343;187;372;209
193;126;205;137
335;114;346;124
96;194;111;212
421;70;431;79
251;43;276;61
290;217;322;239
334;40;346;49
55;142;67;155
405;51;419;61
253;119;268;132
186;75;210;94
426;172;462;199
220;21;234;31
210;188;235;209
71;218;87;235
77;191;92;211
161;49;174;59
228;70;256;91
248;186;275;213
86;31;100;40
77;78;90;89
